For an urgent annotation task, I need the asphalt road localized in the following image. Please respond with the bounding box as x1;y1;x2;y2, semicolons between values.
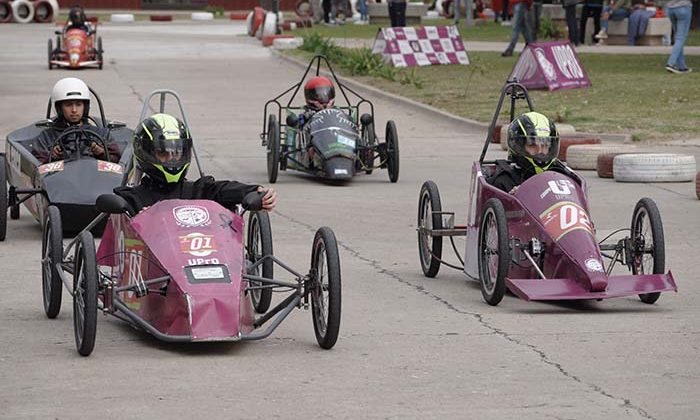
1;21;699;420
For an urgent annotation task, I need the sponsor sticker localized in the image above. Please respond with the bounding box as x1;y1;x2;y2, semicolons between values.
585;258;604;273
334;168;348;175
539;201;593;241
173;205;210;228
336;134;356;148
38;161;64;174
179;232;217;257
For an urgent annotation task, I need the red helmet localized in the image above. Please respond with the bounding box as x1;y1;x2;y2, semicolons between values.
304;76;335;110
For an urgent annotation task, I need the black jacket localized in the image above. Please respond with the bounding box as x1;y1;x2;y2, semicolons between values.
114;175;260;214
487;159;579;193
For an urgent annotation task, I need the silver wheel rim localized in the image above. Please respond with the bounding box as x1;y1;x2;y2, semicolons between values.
249;217;262;305
42;222;52;308
634;208;654;274
418;192;433;268
74;247;86;344
313;242;329;337
481;209;498;294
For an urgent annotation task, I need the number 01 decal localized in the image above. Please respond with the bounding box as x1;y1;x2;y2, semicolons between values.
539;201;593;241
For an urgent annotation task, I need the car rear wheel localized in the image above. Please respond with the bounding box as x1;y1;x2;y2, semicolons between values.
385;120;399;183
42;205;63;318
478;198;510;306
310;227;341;349
247;211;273;313
266;114;280;183
630;197;665;304
0;155;7;241
47;38;54;70
73;231;98;356
417;180;443;277
97;37;103;70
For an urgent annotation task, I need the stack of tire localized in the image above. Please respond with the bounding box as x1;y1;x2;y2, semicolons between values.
1;0;58;24
246;7;303;49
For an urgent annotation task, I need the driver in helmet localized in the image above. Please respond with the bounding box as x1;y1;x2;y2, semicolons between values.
297;76;337;128
65;5;93;35
31;77;119;163
114;113;276;214
488;112;575;193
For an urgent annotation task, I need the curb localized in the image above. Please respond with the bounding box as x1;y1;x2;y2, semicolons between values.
271;51;642;143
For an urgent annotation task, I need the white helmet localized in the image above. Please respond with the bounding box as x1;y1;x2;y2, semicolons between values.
51;77;90;119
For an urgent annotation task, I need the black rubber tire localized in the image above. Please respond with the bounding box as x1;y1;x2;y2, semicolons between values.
267;114;280;183
630;197;665;304
0;155;7;241
417;180;443;277
385;120;399;183
73;231;98;356
310;227;341;349
478;198;510;306
247;211;273;313
359;122;374;175
97;37;103;70
47;38;53;70
42;205;63;318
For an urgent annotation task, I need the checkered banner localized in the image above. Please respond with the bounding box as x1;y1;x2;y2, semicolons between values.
510;41;591;91
371;26;470;68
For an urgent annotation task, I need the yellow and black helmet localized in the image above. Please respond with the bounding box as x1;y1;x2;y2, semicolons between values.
134;113;192;185
507;111;560;175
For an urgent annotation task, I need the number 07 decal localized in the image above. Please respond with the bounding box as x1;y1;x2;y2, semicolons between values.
539;201;593;241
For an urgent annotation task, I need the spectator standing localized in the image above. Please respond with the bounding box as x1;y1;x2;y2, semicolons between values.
388;0;407;26
502;0;533;56
563;0;581;46
530;0;543;40
665;0;693;73
580;0;603;45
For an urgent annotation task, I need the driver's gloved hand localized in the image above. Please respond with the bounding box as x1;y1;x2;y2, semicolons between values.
50;145;63;160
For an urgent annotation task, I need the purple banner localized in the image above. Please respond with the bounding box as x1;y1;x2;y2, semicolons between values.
510;41;591;91
371;26;470;68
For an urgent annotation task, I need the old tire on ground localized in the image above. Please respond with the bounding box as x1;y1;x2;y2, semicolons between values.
73;231;98;356
385;120;399;183
33;0;54;22
261;11;277;38
614;153;696;183
597;152;626;178
295;0;312;17
417;180;443;277
191;12;214;20
110;14;135;22
245;10;254;35
252;7;265;36
558;136;601;161
630;198;665;304
247;211;273;313
565;144;635;170
11;0;34;23
478;198;510;306
266;114;280;183
310;227;341;350
696;172;700;199
42;205;63;318
150;14;173;21
0;1;12;23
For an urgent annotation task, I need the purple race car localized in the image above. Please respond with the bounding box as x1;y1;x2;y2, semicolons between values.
416;81;677;306
41;90;342;356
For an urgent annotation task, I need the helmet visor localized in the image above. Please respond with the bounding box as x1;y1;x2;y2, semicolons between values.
308;86;334;105
142;136;192;171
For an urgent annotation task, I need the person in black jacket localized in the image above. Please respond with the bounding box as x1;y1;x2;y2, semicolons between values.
580;0;604;45
488;112;577;193
114;113;276;214
32;77;118;163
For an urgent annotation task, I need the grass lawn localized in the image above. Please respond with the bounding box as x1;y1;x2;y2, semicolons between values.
290;19;700;46
287;48;700;141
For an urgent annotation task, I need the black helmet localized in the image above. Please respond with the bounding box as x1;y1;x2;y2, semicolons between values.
68;5;86;26
304;76;335;111
507;112;560;175
134;113;192;185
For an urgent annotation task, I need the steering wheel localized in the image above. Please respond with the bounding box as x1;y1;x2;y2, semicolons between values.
48;125;110;163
